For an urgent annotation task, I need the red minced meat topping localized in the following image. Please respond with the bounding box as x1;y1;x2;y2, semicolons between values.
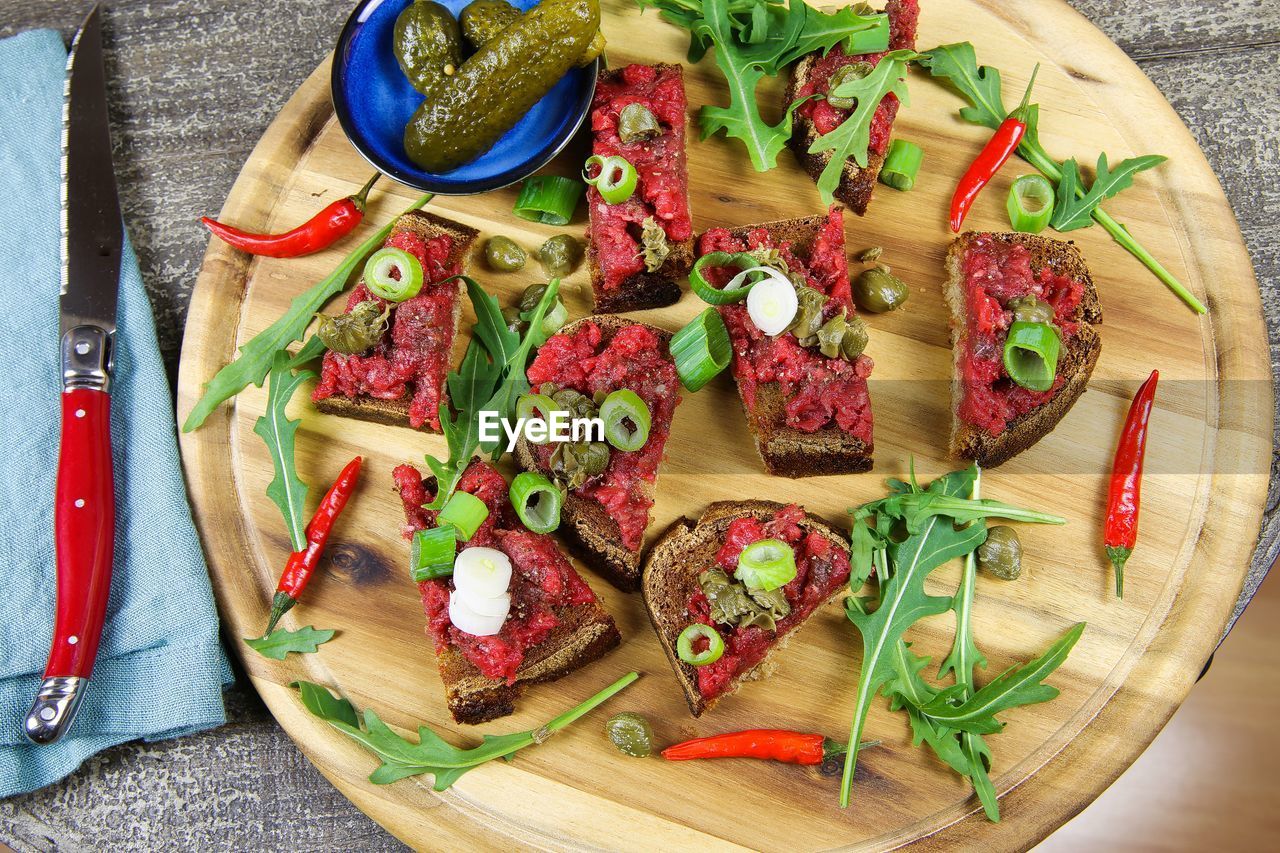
393;461;598;684
957;234;1086;436
682;504;852;702
525;321;680;551
795;0;920;146
312;230;459;430
587;63;693;291
697;207;874;444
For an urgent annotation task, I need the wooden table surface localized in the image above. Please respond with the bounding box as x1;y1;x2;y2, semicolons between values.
1;1;1276;849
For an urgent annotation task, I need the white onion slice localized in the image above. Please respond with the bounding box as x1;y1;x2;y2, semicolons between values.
454;588;512;618
448;591;509;636
452;547;512;598
746;275;800;336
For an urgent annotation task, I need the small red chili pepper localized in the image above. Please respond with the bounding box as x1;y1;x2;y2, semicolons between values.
1104;370;1158;599
949;65;1040;232
263;456;363;635
203;173;379;258
662;729;863;765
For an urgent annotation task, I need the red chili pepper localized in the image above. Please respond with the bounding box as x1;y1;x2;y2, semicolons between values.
1105;370;1158;599
263;456;363;635
662;730;842;765
203;173;379;258
949;66;1040;232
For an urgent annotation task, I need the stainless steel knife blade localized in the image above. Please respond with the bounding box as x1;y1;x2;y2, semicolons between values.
61;4;122;342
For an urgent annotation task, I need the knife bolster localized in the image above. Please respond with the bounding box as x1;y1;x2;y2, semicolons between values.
61;324;114;392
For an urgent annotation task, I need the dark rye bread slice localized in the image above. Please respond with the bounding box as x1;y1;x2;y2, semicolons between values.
514;314;674;591
587;63;693;314
642;500;851;716
946;232;1103;468
312;210;479;431
701;214;873;478
402;465;621;725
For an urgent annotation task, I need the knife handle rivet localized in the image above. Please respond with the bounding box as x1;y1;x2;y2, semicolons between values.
75;408;86;418
39;706;56;722
75;341;91;356
68;635;78;645
74;499;85;508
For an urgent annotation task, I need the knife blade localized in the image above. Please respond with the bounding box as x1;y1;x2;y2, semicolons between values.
25;4;123;746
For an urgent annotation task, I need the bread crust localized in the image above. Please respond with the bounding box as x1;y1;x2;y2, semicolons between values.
312;209;479;433
586;63;693;314
696;213;874;477
514;315;675;591
946;232;1103;467
641;500;851;716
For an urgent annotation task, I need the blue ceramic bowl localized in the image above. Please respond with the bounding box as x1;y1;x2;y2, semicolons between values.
332;0;598;195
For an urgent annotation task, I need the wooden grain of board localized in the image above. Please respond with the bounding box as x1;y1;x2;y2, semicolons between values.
175;0;1272;848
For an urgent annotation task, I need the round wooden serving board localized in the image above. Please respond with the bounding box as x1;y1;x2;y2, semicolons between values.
177;0;1272;848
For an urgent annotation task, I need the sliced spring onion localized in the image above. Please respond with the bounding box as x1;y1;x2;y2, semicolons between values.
746;275;799;336
599;389;651;452
541;299;568;335
363;247;424;302
517;393;561;445
453;587;511;618
437;491;489;542
510;471;563;534
677;624;725;666
879;139;923;191
452;546;513;598
671;308;731;392
736;538;798;591
410;525;457;582
582;154;638;204
513;176;584;226
1007;174;1056;234
689;252;779;304
448;589;508;636
1002;321;1061;392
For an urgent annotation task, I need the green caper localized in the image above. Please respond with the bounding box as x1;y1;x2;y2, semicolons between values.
549;438;610;490
550;387;598;419
537;235;584;277
604;712;653;758
316;300;391;355
840;315;869;360
519;283;550;313
788;286;828;345
618;103;662;144
485;235;526;271
639;216;670;272
501;305;528;335
853;267;909;313
857;246;883;262
977;526;1023;581
1008;294;1055;325
826;62;874;110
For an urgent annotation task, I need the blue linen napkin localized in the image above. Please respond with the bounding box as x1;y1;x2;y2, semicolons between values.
0;29;232;798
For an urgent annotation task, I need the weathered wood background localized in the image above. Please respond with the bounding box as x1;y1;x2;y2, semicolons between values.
1;0;1276;848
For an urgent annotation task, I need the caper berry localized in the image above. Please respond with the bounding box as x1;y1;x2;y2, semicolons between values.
605;712;653;758
537;234;583;278
853;267;909;313
977;525;1023;581
501;305;528;335
316;300;391;355
617;103;661;144
1008;294;1055;325
518;282;549;313
857;246;883;262
484;235;526;272
826;62;874;110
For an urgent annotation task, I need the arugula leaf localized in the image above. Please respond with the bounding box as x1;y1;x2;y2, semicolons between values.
1050;153;1168;232
285;335;327;370
254;350;315;550
808;50;917;205
292;672;638;790
183;194;434;432
244;626;335;660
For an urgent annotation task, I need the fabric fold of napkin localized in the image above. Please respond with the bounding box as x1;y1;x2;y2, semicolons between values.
0;29;231;799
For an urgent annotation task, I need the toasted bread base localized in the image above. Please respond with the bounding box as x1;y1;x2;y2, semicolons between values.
587;63;693;314
698;214;874;476
946;232;1104;468
642;500;851;717
313;209;479;432
515;315;675;591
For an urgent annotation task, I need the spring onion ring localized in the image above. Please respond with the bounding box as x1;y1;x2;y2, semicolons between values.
689;252;787;304
410;525;457;582
437;490;489;542
1002;321;1061;392
736;539;798;591
509;471;563;534
363;247;424;302
677;624;725;666
516;393;561;445
513;176;584;226
879;139;924;191
583;154;639;205
1006;174;1056;234
600;389;651;452
746;276;800;336
670;308;731;392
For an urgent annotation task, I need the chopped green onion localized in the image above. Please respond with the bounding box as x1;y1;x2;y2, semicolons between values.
363;247;424;302
541;299;568;335
671;308;731;392
513;176;584;226
879;139;923;191
1007;174;1056;234
411;525;457;582
599;389;651;452
517;393;561;444
689;252;777;304
583;155;638;204
676;624;725;667
437;491;489;542
510;472;563;534
736;539;797;591
1002;321;1061;392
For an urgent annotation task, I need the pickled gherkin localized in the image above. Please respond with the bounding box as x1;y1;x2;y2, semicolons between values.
393;0;464;96
460;0;604;62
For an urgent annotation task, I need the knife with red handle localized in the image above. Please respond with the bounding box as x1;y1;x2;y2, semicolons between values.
25;5;123;745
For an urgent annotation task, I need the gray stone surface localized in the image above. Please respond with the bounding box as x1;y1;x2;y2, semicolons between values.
0;0;1276;848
